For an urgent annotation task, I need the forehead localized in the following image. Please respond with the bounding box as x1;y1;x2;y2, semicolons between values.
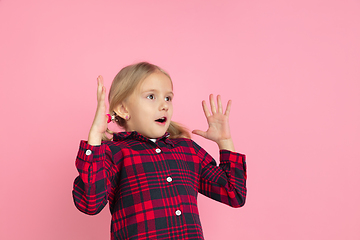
139;71;173;92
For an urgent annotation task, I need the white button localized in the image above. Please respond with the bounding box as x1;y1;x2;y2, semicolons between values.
166;177;173;183
85;150;92;156
175;210;182;216
155;148;161;153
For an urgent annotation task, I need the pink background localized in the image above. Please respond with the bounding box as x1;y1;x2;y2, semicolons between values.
1;0;359;239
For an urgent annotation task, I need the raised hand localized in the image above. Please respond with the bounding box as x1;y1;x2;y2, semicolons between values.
192;94;235;151
88;75;108;145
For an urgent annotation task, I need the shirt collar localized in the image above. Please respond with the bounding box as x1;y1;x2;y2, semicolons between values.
113;131;173;146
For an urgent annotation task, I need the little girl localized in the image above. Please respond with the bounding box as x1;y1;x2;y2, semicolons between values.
72;62;247;240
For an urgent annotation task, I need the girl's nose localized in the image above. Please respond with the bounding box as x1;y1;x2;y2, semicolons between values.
160;100;169;111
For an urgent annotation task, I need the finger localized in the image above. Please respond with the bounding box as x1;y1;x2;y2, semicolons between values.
97;75;104;86
97;76;103;101
224;100;232;116
192;130;207;138
209;94;217;114
217;95;223;114
97;76;106;104
100;86;106;102
97;75;103;83
202;100;211;118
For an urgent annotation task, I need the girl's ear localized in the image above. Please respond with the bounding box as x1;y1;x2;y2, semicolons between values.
114;103;129;119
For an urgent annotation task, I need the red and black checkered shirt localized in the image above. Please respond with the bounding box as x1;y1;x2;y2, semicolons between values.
73;131;247;239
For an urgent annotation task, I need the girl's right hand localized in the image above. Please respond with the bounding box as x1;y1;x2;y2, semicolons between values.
88;75;108;146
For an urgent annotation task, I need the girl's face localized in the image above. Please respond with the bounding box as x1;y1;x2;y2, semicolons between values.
123;71;174;138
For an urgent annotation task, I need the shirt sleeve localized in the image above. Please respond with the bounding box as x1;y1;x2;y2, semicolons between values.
72;140;118;215
195;141;247;208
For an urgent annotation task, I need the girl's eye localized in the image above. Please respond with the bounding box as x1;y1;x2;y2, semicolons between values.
165;96;172;101
147;95;154;100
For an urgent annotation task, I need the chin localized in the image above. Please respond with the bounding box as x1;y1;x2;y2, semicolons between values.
155;131;167;138
144;131;165;139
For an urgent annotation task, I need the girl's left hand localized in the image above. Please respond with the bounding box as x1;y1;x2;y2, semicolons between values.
192;94;235;151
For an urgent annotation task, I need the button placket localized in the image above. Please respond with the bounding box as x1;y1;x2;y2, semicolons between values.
156;146;180;218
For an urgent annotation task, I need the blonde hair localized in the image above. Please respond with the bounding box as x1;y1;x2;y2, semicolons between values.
103;62;190;140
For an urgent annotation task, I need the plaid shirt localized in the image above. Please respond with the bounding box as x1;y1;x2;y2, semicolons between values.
73;132;247;240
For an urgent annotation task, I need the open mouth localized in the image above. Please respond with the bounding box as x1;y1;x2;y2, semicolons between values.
155;117;167;123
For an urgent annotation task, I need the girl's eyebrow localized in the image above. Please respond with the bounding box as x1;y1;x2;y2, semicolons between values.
143;89;174;96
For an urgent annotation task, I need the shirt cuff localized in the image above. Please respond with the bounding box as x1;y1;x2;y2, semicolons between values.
220;150;246;164
77;140;106;163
